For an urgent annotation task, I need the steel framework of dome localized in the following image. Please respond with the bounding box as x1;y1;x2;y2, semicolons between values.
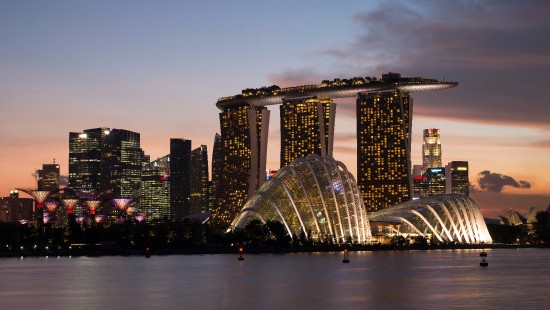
369;194;493;244
231;154;372;244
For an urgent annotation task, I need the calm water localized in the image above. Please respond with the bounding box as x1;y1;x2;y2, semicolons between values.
1;248;549;309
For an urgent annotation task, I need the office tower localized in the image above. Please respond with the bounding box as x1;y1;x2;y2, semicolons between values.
69;127;142;221
69;128;110;193
101;129;142;200
280;97;336;167
446;161;469;196
0;190;33;222
213;105;269;224
37;163;60;192
190;145;209;215
211;133;222;210
425;167;446;196
170;138;191;220
357;91;412;212
422;128;442;170
140;155;170;220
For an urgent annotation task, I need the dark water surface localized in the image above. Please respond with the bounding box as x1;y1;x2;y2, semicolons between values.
1;248;549;309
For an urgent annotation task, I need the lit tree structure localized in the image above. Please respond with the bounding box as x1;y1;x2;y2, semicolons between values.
112;198;132;222
61;198;79;242
86;200;101;225
17;189;51;231
61;198;79;216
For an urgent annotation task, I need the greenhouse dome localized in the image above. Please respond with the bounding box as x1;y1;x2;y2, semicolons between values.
231;154;372;244
369;194;493;244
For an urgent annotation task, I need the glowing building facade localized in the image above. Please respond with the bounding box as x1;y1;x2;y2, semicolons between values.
280;97;336;167
101;129;142;201
422;128;442;170
216;73;457;217
213;105;270;225
140;155;170;220
357;91;412;212
369;194;492;244
232;155;371;244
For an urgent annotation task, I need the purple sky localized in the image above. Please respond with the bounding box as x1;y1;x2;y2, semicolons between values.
1;0;549;218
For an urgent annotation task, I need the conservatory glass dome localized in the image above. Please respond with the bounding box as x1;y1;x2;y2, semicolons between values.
231;154;371;244
369;194;493;244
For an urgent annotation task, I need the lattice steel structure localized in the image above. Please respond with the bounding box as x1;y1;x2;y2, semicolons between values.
231;154;371;244
369;194;492;244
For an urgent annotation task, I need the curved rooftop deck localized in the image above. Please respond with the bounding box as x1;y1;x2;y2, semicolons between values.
216;74;458;109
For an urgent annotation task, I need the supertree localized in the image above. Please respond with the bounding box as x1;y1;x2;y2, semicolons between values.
58;198;79;244
112;198;133;222
61;198;79;215
85;200;101;225
17;188;51;231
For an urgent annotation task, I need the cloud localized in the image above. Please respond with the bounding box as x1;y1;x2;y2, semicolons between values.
475;170;531;192
530;139;550;148
470;190;550;218
273;0;550;129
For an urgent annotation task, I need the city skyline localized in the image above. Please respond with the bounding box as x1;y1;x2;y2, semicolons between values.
1;1;549;218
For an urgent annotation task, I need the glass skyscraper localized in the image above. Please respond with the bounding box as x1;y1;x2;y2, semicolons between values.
446;161;469;196
356;91;412;212
170;138;191;220
69;128;109;194
101;129;142;200
280;97;336;167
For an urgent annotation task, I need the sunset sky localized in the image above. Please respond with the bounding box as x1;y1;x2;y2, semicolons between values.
1;0;549;218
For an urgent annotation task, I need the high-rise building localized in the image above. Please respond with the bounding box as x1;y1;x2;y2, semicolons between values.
280;97;336;167
422;128;442;170
140;155;170;220
0;190;33;222
69;128;110;193
211;133;222;210
170;138;191;220
101;129;142;200
190;145;209;215
357;91;412;212
425;167;446;196
69;127;142;220
446;161;469;196
37;163;60;192
213;105;269;224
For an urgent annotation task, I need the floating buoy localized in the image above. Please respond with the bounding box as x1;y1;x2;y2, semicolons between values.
342;249;350;263
479;250;488;266
238;247;244;261
480;258;488;266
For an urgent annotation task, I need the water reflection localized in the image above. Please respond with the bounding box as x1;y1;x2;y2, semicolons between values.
0;249;549;309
